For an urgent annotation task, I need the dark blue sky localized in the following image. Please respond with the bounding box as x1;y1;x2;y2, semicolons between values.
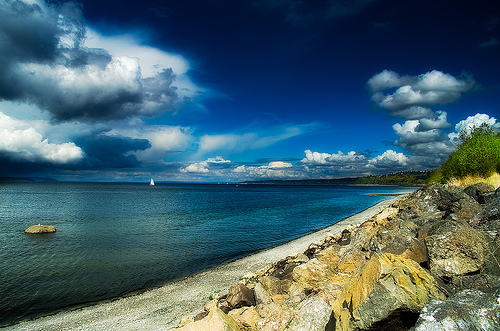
0;0;499;182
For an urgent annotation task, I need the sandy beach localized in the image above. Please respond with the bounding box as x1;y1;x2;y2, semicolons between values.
5;195;404;331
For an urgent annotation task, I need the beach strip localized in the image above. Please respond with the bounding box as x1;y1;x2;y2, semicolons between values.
6;195;405;331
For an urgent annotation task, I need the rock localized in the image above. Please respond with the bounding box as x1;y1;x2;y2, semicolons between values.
254;282;273;306
469;196;500;236
268;257;300;280
285;297;334;331
450;274;500;293
332;253;447;331
194;311;209;321
217;296;233;314
463;183;496;204
337;229;352;246
291;258;333;293
227;283;256;309
333;249;370;278
24;224;56;234
425;219;489;280
435;185;482;221
413;288;500;331
258;276;282;296
286;282;307;306
228;306;262;329
314;245;342;268
293;253;309;264
479;196;500;222
256;302;294;331
369;224;428;265
177;307;241;331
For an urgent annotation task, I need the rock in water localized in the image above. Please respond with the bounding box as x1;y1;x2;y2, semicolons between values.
24;224;56;234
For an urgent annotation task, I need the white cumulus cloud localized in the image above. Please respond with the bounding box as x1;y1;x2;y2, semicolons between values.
368;70;476;116
0;112;83;164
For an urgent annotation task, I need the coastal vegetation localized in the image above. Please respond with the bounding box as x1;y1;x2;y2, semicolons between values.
428;123;500;187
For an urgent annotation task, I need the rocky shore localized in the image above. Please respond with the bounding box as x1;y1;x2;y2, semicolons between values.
176;183;500;331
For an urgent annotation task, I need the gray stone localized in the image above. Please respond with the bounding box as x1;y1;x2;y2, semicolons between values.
481;197;500;222
425;219;489;280
413;288;500;331
450;274;500;293
463;183;496;204
436;185;482;221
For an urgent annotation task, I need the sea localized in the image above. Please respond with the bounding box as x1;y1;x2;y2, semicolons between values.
0;182;417;326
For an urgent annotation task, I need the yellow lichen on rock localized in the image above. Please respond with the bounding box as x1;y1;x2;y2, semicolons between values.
24;224;56;234
332;253;447;331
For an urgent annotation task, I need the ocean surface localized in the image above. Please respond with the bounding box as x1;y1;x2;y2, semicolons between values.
0;182;416;325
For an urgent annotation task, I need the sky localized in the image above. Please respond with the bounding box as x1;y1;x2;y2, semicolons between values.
0;0;499;183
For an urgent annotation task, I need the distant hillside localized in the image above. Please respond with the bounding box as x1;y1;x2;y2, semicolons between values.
241;171;430;186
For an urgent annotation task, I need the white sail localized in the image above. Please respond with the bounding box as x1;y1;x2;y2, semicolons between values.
149;178;155;186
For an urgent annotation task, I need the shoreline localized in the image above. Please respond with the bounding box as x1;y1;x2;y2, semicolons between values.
5;195;406;331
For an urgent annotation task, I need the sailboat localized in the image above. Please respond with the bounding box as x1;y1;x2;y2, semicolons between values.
149;178;155;186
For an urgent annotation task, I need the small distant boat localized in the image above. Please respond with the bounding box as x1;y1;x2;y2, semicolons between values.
149;178;155;186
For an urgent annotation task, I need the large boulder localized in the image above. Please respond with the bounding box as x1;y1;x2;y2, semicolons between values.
369;222;428;265
425;218;489;280
435;185;482;221
450;274;500;293
463;183;496;204
332;253;447;331
413;288;500;331
24;224;56;234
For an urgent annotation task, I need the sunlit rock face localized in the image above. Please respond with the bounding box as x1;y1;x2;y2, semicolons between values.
24;224;56;234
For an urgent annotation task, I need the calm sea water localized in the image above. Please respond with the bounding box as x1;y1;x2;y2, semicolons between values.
0;182;416;325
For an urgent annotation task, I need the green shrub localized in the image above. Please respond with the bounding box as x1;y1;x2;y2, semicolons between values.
438;124;500;181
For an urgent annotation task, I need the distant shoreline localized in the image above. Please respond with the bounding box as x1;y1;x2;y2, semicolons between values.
5;195;406;330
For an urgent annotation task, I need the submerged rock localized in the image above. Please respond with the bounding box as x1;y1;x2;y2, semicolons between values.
24;224;56;234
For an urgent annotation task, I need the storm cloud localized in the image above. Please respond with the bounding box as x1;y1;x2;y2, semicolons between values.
0;0;196;123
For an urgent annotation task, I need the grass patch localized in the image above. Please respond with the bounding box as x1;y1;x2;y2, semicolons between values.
446;173;500;189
